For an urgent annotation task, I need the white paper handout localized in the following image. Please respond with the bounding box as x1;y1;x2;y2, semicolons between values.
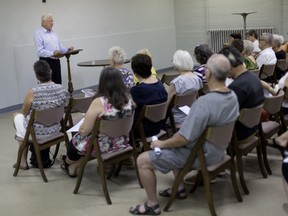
179;105;190;115
66;118;84;133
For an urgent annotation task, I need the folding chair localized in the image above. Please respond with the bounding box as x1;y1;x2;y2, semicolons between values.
164;122;242;216
161;72;180;85
258;89;286;175
259;64;277;83
276;59;288;73
64;94;94;129
230;104;267;195
13;105;69;182
167;91;198;134
73;112;142;204
133;101;169;151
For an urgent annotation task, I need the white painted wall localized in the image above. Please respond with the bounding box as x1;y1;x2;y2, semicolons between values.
0;0;176;110
174;0;287;61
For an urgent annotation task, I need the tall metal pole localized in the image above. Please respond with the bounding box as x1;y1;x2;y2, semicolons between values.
232;12;256;39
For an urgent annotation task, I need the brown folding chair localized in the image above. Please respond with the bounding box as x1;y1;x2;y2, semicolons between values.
164;122;242;216
13;105;69;182
161;72;180;85
64;94;94;129
167;91;198;134
259;64;277;83
258;89;286;175
73;112;142;204
133;101;169;151
230;104;267;195
276;59;288;72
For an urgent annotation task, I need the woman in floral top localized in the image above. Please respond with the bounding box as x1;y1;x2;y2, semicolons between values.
61;67;134;177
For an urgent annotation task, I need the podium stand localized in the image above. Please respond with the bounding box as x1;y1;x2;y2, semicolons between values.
55;49;83;95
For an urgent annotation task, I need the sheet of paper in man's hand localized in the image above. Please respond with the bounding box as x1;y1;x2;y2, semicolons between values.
179;105;190;115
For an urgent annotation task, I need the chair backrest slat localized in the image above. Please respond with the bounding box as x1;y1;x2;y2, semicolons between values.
34;105;65;126
262;64;276;76
238;104;263;128
263;90;284;114
144;101;169;122
161;72;180;85
174;92;198;107
206;122;235;147
71;95;94;113
277;59;288;71
99;113;134;138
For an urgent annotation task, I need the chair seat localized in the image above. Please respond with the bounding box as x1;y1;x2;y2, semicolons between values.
15;132;65;144
261;121;280;138
146;130;167;142
101;146;133;161
238;135;258;150
207;154;230;172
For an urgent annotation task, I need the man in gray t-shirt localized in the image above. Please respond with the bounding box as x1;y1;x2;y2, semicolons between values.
129;54;239;215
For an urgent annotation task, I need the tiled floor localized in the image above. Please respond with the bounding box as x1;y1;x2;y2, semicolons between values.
1;110;288;216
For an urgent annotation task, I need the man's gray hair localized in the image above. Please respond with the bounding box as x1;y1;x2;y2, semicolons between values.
206;54;231;81
41;14;53;24
261;33;274;46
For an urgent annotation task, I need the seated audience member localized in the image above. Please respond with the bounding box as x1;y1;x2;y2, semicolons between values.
246;29;261;54
129;54;239;215
228;32;242;45
61;67;134;177
219;46;264;140
108;46;134;89
256;33;277;70
231;39;244;53
130;54;168;137
269;131;288;199
167;50;203;125
281;41;288;53
193;44;214;81
273;34;287;80
13;60;68;169
242;40;259;70
261;72;288;115
134;48;158;84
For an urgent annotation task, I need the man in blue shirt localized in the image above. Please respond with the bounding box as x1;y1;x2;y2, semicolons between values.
33;14;73;84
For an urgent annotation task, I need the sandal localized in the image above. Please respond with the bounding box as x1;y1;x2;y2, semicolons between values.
129;201;161;215
60;157;76;178
159;188;187;200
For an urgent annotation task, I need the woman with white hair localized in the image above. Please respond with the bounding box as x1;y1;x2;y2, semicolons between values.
243;40;258;70
167;50;203;125
273;34;286;79
108;46;134;89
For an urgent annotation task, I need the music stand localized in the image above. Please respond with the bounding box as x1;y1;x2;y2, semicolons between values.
54;49;83;95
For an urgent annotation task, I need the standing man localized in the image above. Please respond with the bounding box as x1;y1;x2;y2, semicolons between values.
33;14;73;84
129;54;239;215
